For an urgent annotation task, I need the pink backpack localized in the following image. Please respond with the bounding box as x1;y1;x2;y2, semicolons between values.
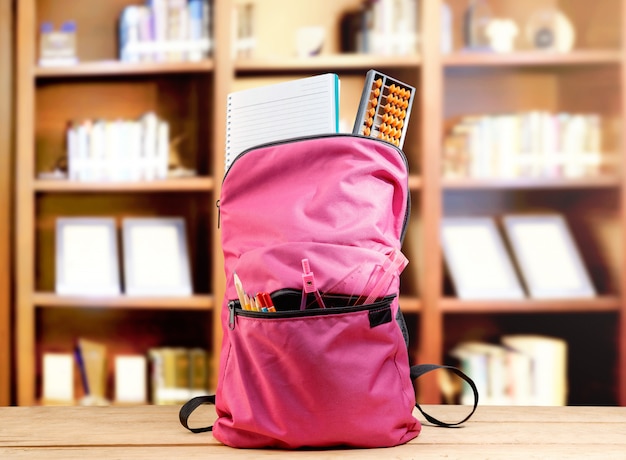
179;134;477;448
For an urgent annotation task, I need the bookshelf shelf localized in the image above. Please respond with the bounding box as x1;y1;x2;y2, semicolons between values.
35;60;214;78
407;175;422;191
442;176;621;190
235;54;421;73
33;177;215;193
443;50;622;68
33;292;214;310
440;296;621;314
398;296;421;313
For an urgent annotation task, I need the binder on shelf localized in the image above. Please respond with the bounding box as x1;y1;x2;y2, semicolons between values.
55;218;121;296
224;73;340;172
502;214;596;299
121;217;193;296
440;217;525;300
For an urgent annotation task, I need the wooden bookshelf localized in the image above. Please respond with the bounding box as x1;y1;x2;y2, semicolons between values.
14;0;226;405
12;0;626;407
0;0;13;406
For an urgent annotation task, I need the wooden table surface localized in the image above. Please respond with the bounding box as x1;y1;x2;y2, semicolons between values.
1;404;624;459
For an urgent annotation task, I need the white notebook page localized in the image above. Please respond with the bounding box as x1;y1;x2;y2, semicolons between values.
225;73;339;172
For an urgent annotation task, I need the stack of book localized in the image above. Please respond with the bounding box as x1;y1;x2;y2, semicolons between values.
65;112;170;182
148;347;210;405
119;0;212;63
340;0;419;55
450;335;568;406
442;111;610;179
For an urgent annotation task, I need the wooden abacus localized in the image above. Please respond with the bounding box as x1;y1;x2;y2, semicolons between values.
353;70;415;150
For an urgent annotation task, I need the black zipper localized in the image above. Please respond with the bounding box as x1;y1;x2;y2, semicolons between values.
228;293;395;330
217;133;411;239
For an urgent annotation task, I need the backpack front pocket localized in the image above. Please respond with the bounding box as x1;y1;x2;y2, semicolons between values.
214;295;420;449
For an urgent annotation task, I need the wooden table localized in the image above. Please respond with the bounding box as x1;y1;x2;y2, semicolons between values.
1;405;624;458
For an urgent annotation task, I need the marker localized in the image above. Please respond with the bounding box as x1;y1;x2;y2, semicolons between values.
255;293;269;312
261;292;276;312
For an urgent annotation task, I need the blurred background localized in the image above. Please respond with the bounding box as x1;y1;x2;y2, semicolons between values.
1;0;624;408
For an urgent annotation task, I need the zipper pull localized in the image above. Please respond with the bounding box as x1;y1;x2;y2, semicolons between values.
216;199;221;229
228;301;236;330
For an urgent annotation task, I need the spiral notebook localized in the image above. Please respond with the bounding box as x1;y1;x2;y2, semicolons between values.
224;73;340;172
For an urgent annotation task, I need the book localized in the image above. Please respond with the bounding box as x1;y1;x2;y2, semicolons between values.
339;0;419;55
151;348;187;404
114;355;148;404
442;111;607;180
502;335;568;406
233;2;256;59
76;338;109;405
188;0;207;61
188;348;209;397
148;347;209;404
166;0;188;61
149;0;168;61
119;6;144;63
224;73;340;172
42;353;74;405
64;112;170;182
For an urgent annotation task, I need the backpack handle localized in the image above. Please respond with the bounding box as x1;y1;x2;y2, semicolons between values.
410;364;479;427
179;394;215;433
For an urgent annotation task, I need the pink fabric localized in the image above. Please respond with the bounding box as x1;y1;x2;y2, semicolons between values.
215;135;419;448
214;303;420;448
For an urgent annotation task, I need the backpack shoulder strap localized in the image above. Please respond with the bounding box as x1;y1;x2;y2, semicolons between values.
179;394;216;433
410;364;479;427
